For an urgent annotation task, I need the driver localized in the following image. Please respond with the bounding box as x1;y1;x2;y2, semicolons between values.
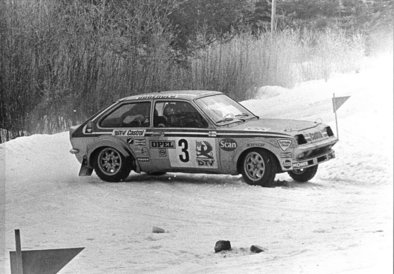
163;102;206;128
163;103;180;127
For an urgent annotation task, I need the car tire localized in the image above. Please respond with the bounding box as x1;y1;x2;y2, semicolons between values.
94;147;132;182
241;149;277;187
288;165;318;182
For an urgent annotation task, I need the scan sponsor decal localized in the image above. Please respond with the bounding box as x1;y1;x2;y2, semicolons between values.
127;138;146;146
113;129;145;137
219;139;237;151
196;141;215;167
277;139;292;151
150;140;175;149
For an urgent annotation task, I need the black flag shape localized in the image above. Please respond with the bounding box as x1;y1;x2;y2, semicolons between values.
10;247;84;274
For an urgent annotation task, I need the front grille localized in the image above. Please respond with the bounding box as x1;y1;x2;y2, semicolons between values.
298;145;332;160
310;131;323;140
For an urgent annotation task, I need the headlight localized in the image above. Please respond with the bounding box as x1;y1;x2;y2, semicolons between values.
325;126;334;137
295;134;307;145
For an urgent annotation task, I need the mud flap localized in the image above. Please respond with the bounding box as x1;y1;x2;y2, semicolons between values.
79;159;93;176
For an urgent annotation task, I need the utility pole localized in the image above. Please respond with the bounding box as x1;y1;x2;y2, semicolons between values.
271;0;277;34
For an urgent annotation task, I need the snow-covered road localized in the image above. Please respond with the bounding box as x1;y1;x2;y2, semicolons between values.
1;55;392;273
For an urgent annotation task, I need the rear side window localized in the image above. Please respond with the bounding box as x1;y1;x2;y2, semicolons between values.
100;102;151;128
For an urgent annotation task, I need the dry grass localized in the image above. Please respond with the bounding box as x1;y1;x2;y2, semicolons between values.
186;29;364;100
0;0;366;140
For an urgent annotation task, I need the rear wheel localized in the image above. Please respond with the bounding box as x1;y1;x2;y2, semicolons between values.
288;165;318;182
94;147;132;182
240;149;277;187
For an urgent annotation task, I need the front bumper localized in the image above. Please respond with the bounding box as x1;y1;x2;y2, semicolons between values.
292;149;335;169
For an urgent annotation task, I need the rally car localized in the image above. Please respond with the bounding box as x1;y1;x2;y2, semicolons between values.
69;90;338;187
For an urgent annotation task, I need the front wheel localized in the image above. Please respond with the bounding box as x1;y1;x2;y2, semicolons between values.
94;147;132;182
240;149;277;187
288;165;318;182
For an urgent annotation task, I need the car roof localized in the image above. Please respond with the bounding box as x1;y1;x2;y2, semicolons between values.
118;90;223;102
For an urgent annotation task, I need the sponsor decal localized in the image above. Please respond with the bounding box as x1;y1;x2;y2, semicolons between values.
137;147;149;156
137;157;150;162
245;127;270;131
219;138;237;151
283;159;292;169
196;141;215;167
150;140;175;149
159;148;167;157
293;161;308;168
277;139;292;151
247;143;266;148
208;131;217;137
280;152;293;158
113;129;145;137
306;131;323;141
168;138;218;168
137;95;177;100
127;138;146;146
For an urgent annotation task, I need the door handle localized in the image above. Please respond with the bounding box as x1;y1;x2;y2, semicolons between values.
151;131;162;136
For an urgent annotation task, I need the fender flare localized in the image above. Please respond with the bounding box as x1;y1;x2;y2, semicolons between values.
235;144;281;174
86;136;140;172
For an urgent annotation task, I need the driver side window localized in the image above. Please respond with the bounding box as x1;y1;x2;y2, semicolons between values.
154;101;208;128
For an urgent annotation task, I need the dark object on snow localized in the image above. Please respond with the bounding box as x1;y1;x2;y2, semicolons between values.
152;226;165;233
250;245;265;253
214;240;232;253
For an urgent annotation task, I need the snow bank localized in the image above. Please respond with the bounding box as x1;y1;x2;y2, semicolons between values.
242;54;393;186
1;55;392;273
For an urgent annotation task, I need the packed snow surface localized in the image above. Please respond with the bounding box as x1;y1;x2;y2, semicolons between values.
1;55;392;273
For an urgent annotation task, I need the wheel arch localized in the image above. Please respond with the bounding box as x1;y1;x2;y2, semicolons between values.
86;137;140;172
236;147;281;174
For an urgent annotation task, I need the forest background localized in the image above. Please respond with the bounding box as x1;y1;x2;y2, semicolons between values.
0;0;392;142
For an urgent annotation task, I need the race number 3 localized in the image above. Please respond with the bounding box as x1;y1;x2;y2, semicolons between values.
178;139;189;162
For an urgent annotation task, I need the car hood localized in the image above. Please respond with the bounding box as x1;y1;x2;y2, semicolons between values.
231;118;321;134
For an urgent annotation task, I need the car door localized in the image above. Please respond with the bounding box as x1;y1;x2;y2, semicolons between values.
149;100;220;172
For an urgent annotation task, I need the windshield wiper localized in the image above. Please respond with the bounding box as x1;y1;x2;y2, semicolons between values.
235;113;249;118
235;113;250;121
216;113;252;124
216;117;235;124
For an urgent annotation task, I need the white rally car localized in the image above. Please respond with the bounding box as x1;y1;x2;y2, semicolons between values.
69;90;338;187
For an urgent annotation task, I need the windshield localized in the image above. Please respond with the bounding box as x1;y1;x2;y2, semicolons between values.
195;94;257;125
